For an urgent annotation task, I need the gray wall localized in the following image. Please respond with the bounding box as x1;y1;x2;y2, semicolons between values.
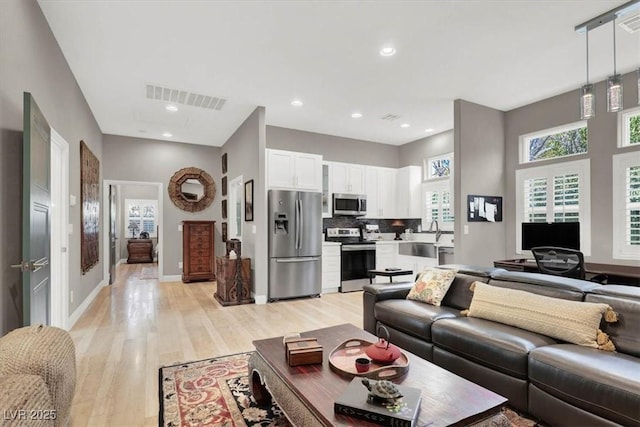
222;107;268;301
0;0;104;334
266;126;399;167
454;100;507;266
399;130;454;168
118;184;159;260
102;135;221;276
504;70;640;265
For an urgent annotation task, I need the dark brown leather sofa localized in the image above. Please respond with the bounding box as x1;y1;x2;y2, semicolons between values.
362;266;640;426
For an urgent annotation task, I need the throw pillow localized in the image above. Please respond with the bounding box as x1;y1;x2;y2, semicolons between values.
406;267;457;306
465;282;617;351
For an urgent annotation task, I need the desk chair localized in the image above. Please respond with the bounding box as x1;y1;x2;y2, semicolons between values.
531;246;585;280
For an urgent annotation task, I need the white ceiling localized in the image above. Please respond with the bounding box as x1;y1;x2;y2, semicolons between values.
38;0;640;147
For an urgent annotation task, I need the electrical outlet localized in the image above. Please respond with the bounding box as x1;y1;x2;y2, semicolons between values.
178;224;183;232
70;290;74;303
178;261;183;269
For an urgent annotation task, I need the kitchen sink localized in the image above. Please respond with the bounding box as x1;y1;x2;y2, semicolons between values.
398;242;437;258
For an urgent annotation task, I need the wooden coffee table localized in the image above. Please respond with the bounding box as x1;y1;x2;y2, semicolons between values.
250;323;507;426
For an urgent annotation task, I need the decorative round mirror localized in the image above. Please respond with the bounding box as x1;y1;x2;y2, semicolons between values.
168;167;216;212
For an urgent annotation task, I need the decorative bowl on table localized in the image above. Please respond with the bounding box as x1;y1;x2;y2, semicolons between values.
328;338;409;380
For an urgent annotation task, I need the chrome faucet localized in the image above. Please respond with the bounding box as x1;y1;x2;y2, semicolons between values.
428;220;442;242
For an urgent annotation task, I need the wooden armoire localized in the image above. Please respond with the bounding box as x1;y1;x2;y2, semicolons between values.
182;220;216;283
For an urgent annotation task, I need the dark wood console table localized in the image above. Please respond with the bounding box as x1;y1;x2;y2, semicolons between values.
127;239;154;263
494;259;640;285
215;257;254;306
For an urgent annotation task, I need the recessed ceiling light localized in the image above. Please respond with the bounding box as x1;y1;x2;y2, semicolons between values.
379;45;396;57
425;128;435;132
291;99;303;107
166;104;178;112
351;112;363;118
400;123;411;128
162;132;173;138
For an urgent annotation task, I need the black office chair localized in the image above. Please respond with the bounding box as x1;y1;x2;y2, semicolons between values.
531;246;585;280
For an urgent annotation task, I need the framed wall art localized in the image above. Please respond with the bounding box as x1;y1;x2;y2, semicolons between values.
222;153;227;174
222;199;227;219
467;194;503;222
80;140;100;274
245;179;254;222
221;222;228;242
222;176;227;196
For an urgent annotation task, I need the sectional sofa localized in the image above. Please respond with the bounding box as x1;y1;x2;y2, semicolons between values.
362;266;640;426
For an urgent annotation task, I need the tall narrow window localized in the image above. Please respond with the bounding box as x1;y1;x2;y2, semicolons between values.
613;151;640;259
422;180;454;231
126;199;157;238
618;106;640;147
516;159;590;254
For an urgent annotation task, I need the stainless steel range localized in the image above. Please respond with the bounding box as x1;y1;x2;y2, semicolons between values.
326;227;375;292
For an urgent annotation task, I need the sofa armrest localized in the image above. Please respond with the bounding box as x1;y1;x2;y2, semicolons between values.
0;374;55;426
362;282;414;334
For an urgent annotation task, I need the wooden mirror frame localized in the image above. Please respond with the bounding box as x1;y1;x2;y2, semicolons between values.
168;167;216;212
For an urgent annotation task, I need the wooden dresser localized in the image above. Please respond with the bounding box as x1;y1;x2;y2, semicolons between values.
182;220;216;283
215;257;254;306
127;239;154;263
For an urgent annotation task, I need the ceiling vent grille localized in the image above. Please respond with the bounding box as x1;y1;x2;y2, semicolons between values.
381;113;400;121
146;84;227;110
619;12;640;33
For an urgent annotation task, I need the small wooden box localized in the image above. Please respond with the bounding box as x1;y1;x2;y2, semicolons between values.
285;337;323;367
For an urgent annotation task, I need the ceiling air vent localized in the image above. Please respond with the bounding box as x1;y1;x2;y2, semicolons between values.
381;113;400;121
619;12;640;33
145;84;227;110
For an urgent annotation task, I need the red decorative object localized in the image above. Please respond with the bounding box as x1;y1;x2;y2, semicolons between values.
365;325;401;364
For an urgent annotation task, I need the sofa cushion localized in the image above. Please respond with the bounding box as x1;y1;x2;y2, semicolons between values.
466;282;617;351
374;299;459;342
586;285;640;357
406;267;457;306
441;273;489;310
529;344;640;426
432;317;558;379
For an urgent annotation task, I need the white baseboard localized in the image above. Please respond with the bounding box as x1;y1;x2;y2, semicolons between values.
161;275;182;282
67;279;108;329
254;295;267;305
117;258;126;265
321;287;340;294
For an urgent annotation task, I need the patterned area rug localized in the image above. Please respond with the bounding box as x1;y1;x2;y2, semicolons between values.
159;352;290;426
159;352;542;427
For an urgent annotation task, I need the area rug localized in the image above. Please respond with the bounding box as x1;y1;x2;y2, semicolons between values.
159;352;290;426
159;352;542;427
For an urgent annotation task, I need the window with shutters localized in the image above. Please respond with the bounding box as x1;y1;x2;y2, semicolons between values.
422;180;454;231
126;199;157;238
613;151;640;259
515;158;591;255
618;106;640;148
520;121;588;164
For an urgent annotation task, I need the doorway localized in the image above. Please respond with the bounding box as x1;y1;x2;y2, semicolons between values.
102;180;163;283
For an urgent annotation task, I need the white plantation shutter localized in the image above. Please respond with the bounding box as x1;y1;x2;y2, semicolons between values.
422;180;454;230
516;159;590;254
613;152;640;259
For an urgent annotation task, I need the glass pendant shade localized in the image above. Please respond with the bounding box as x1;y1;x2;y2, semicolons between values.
607;74;623;112
580;84;595;119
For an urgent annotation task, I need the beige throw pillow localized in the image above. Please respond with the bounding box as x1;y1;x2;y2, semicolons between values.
406;268;457;306
465;282;617;351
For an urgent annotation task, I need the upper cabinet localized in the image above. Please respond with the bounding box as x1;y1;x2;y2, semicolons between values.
267;149;322;192
322;162;331;218
396;166;422;218
365;166;397;218
330;162;366;194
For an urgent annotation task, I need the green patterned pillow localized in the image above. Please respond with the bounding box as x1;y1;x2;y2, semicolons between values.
406;268;457;306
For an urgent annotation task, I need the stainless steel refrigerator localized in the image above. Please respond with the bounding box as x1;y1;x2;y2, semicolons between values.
268;190;322;301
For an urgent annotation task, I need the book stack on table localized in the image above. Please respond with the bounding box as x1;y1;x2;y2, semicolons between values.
334;377;421;427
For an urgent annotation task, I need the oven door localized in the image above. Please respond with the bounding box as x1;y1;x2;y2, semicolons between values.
340;244;375;292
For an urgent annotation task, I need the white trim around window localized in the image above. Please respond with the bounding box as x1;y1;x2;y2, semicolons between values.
618;106;640;148
612;150;640;259
515;158;591;256
519;120;587;164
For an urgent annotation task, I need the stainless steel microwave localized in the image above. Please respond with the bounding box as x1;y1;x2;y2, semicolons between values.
333;193;367;216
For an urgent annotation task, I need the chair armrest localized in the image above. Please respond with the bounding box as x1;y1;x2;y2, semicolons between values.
362;282;414;334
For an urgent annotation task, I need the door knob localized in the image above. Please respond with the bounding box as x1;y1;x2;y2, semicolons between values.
10;261;29;272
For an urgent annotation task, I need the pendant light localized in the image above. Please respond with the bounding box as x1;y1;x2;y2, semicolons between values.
637;67;640;106
579;30;595;120
606;19;623;112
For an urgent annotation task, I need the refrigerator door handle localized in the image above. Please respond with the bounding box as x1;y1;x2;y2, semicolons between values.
298;198;304;250
275;257;320;263
295;198;301;250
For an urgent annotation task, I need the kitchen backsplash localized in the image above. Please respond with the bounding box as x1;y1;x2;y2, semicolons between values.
323;217;422;234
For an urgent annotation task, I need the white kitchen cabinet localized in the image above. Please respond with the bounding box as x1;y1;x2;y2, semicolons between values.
375;242;399;283
322;162;331;218
330;162;366;194
267;149;322;192
365;166;397;218
396;166;422;218
397;254;437;278
322;244;341;293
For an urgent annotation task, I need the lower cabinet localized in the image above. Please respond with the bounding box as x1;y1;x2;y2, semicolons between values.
322;245;341;293
397;255;438;278
182;220;216;283
127;239;154;263
374;242;399;283
215;257;253;306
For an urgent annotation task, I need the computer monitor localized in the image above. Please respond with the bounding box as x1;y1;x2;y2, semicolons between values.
521;222;580;251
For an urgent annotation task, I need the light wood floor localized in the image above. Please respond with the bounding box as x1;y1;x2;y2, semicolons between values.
68;263;363;426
